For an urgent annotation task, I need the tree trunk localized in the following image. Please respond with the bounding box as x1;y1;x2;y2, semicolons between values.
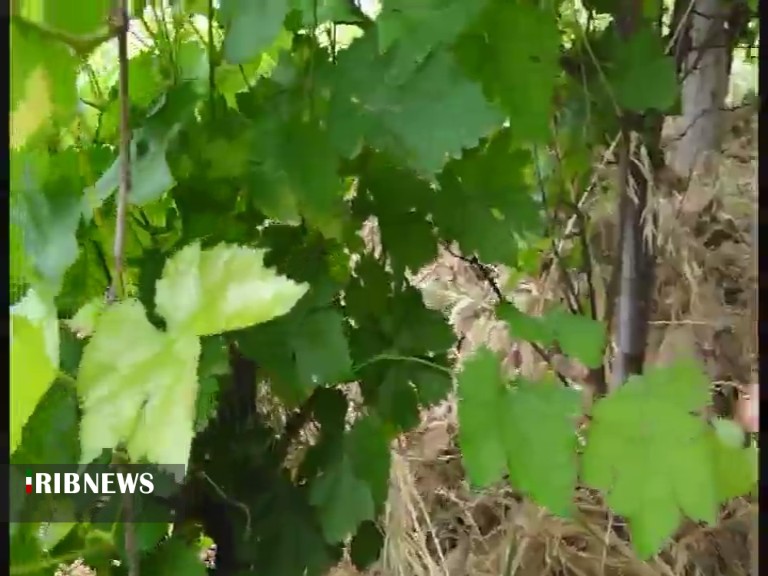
670;0;732;178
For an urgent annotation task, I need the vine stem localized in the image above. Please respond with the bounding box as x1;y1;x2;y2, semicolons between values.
107;3;139;575
353;354;453;376
107;0;131;305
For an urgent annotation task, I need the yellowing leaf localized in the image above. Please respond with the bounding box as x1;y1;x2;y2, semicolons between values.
11;67;52;149
154;242;308;337
11;289;60;454
11;20;78;149
77;300;201;471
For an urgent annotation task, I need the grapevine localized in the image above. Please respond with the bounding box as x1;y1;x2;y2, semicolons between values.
10;0;758;574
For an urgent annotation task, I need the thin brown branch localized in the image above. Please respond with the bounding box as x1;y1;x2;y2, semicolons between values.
107;3;132;305
441;243;571;387
107;3;139;575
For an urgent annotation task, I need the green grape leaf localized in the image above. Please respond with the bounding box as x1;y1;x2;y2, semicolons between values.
329;33;503;176
12;379;80;465
116;517;168;556
377;210;438;273
194;377;220;433
390;287;455;353
432;133;541;262
86;83;200;213
709;426;757;500
377;0;488;77
220;0;289;65
456;2;560;142
352;282;454;431
456;347;507;487
12;149;83;294
154;241;308;337
350;520;384;571
310;454;375;543
39;522;77;552
11;289;60;455
66;298;106;338
503;378;581;517
293;309;353;388
10;523;45;573
239;293;353;404
346;415;392;509
77;299;201;471
582;361;716;558
11;19;79;148
545;308;607;368
609;27;677;112
249;115;349;239
250;483;338;576
88;128;176;210
37;0;112;35
497;302;554;344
355;155;438;272
141;538;207;576
371;367;422;432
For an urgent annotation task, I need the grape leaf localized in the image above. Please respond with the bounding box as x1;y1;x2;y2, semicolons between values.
351;282;454;430
355;157;438;272
194;377;220;433
10;523;45;573
66;298;106;338
250;482;339;576
379;211;439;273
545;308;607;368
582;361;717;558
503;378;581;517
377;0;488;78
290;0;363;27
456;2;560;142
709;425;758;500
38;0;112;36
88;129;175;209
154;241;308;337
115;517;168;556
310;454;375;543
12;150;83;294
368;365;421;432
238;290;352;404
249;115;349;239
11;20;78;149
86;83;200;212
433;134;540;262
346;415;392;509
307;413;389;545
12;379;80;465
77;299;202;471
350;520;384;571
328;33;503;176
609;27;677;112
11;289;60;455
294;309;353;386
456;347;507;487
220;0;289;65
497;302;554;344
